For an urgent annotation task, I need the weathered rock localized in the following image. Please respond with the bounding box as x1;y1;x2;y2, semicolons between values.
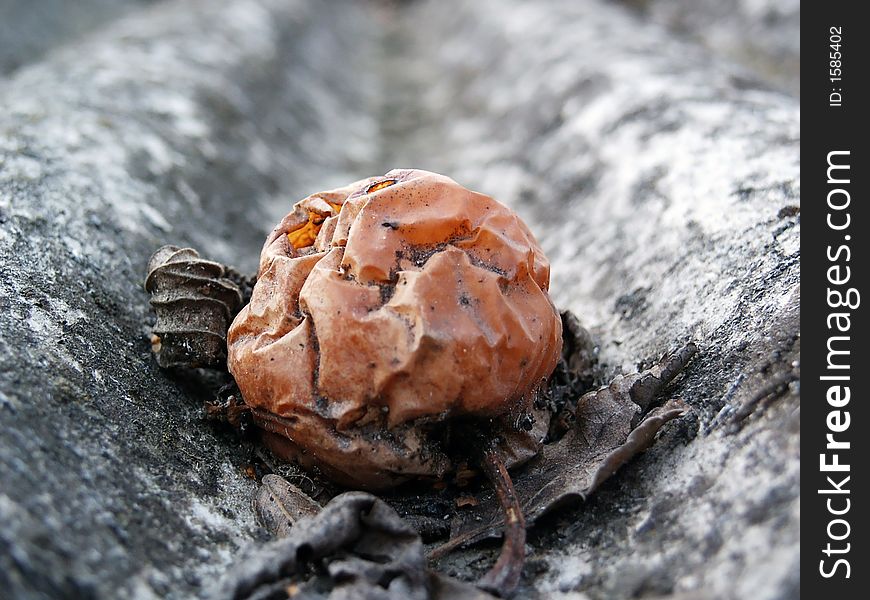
1;0;799;599
0;0;154;76
391;2;799;598
622;0;801;96
1;1;380;597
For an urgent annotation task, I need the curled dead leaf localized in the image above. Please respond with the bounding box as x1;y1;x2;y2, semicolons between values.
456;495;479;508
254;474;322;539
145;246;244;368
432;344;696;557
218;491;495;600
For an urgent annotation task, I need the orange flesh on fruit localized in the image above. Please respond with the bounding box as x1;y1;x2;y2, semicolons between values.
286;201;345;249
366;179;397;194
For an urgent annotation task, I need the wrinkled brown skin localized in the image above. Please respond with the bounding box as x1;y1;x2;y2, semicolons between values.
227;169;562;489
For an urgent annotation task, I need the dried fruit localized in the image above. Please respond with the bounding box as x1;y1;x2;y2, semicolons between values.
144;173;697;598
226;169;563;489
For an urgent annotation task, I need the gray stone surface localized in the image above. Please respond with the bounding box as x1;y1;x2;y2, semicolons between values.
393;2;800;597
1;1;379;597
621;0;800;96
0;0;155;76
1;0;799;599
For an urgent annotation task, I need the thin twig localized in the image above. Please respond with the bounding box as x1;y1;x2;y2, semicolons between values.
476;441;526;597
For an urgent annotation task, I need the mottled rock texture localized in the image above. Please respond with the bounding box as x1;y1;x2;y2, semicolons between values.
0;0;799;599
621;0;801;96
0;0;155;76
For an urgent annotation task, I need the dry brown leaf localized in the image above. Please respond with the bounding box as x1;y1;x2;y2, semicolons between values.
218;491;495;600
433;344;695;555
455;495;479;508
254;474;322;539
